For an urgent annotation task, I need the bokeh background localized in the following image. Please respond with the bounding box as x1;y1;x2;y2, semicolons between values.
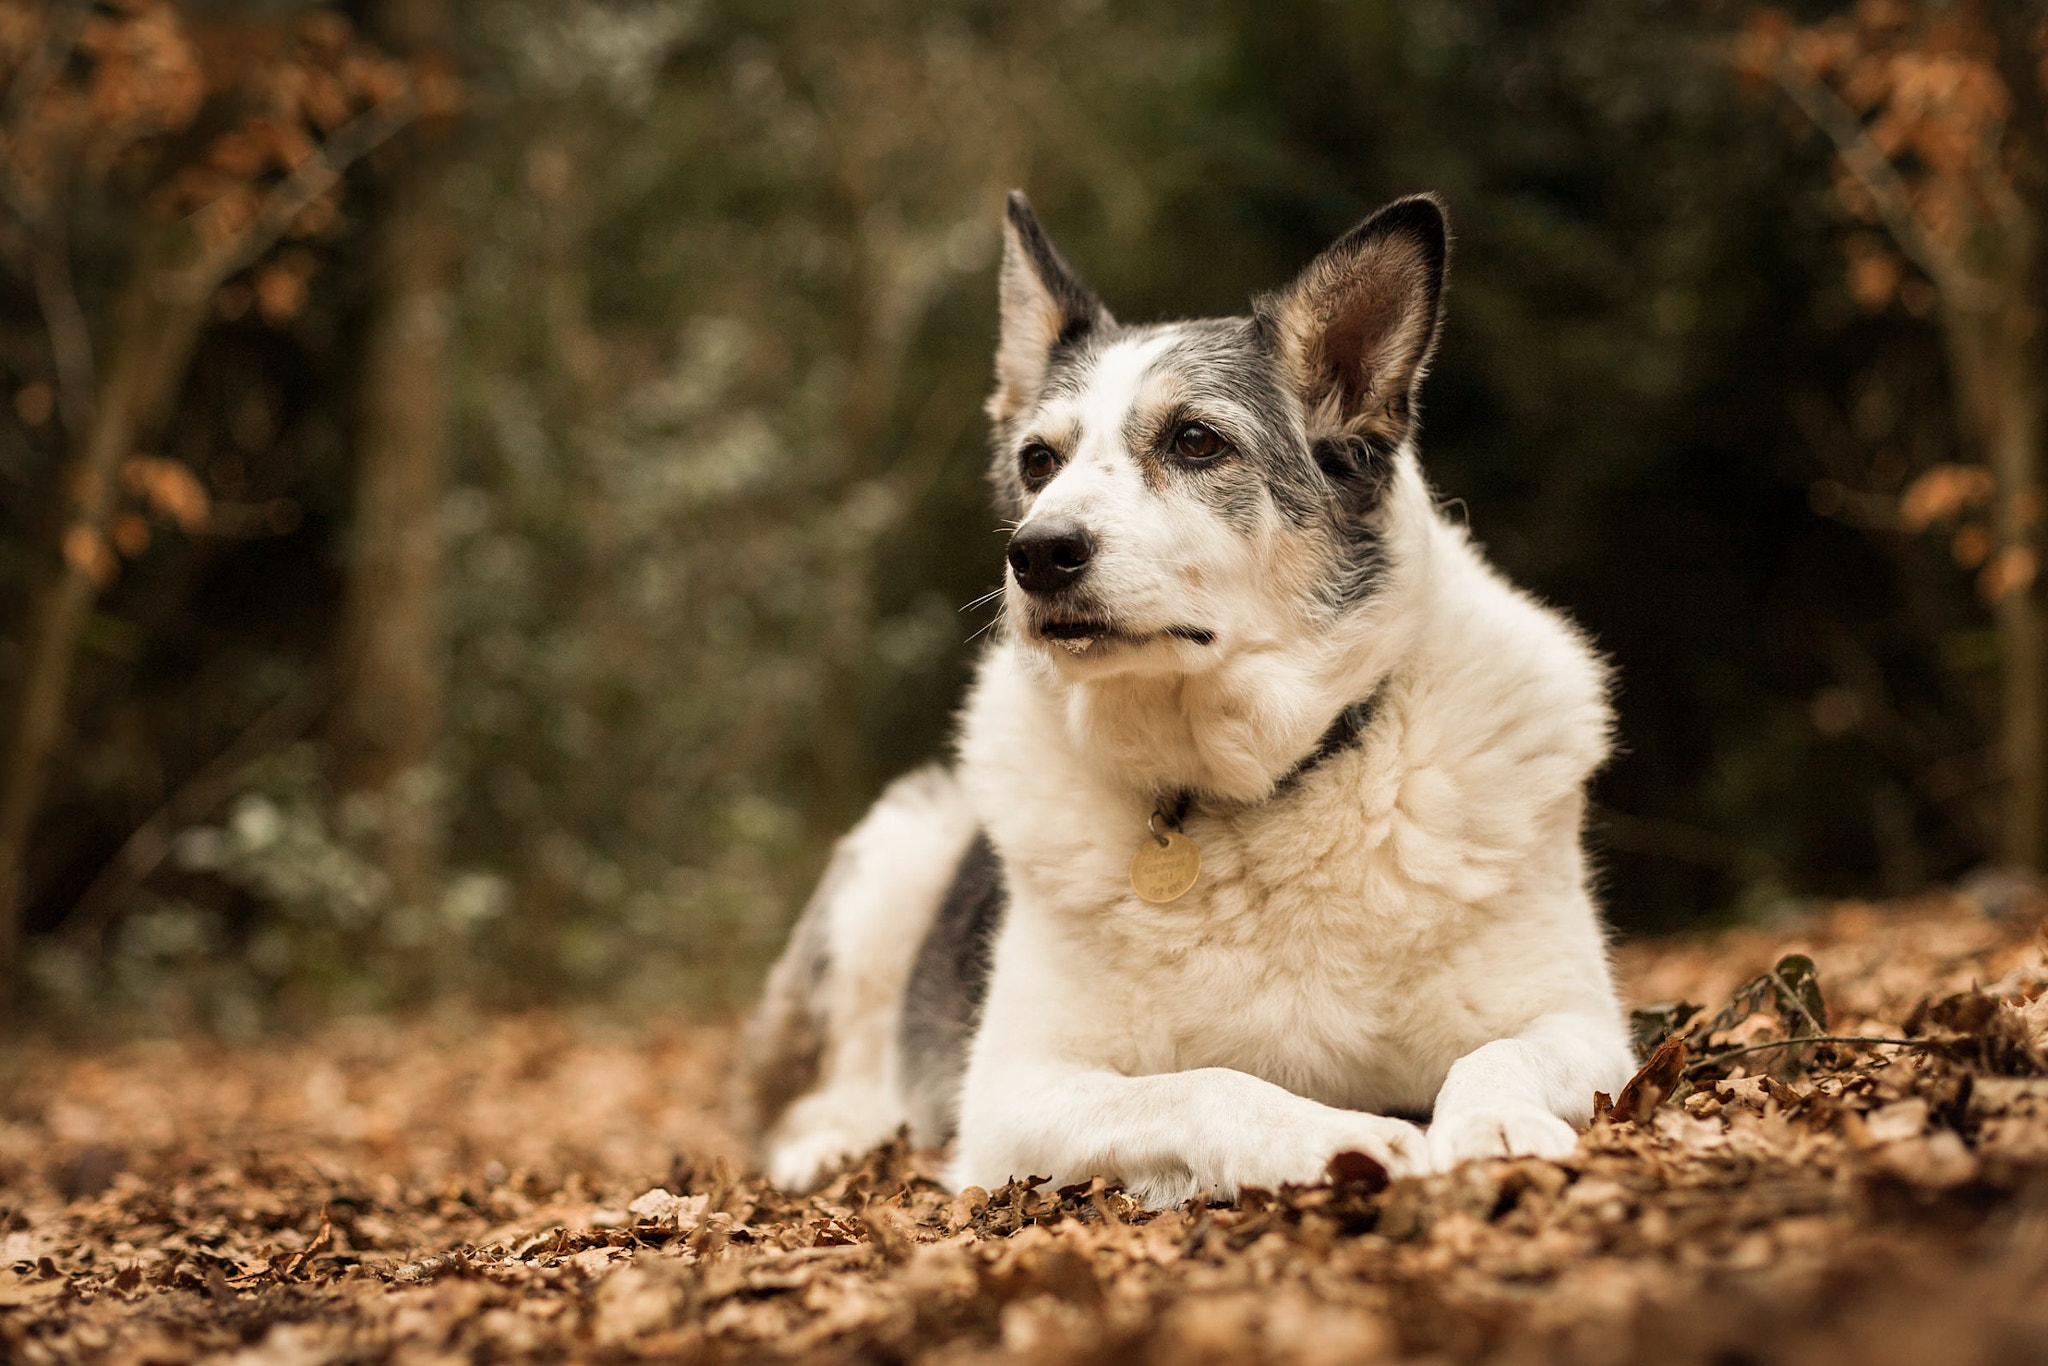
2;0;2043;1035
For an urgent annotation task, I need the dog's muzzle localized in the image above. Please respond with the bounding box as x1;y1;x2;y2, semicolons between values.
1006;519;1094;596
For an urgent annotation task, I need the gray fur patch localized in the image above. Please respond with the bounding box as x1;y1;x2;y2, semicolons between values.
987;333;1122;521
992;317;1398;522
986;200;1444;612
897;830;1005;1145
1150;322;1326;519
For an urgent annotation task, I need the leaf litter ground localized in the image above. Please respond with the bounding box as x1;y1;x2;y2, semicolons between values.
6;893;2048;1364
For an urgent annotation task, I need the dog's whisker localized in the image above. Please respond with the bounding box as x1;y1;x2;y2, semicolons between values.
959;586;1006;613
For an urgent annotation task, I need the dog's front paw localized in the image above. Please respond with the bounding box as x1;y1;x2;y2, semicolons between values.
1206;1112;1427;1201
1320;1112;1431;1183
763;1129;864;1192
1427;1105;1579;1171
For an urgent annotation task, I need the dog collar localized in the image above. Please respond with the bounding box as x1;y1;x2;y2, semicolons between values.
1130;684;1386;905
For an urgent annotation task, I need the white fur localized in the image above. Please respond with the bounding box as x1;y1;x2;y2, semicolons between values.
944;441;1631;1204
756;767;975;1190
750;284;1633;1207
1014;334;1416;798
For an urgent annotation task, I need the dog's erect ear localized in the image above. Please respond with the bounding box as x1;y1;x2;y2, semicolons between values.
1260;195;1447;448
988;191;1113;426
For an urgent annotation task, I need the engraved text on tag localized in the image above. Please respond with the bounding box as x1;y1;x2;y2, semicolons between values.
1130;831;1201;903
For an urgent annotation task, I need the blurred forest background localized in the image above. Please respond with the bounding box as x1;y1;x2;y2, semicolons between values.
1;0;2044;1036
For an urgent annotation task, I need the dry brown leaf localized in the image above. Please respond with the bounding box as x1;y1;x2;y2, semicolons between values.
1;897;2045;1362
1613;1036;1688;1123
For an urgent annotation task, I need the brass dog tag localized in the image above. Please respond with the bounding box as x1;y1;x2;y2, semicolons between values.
1130;831;1201;903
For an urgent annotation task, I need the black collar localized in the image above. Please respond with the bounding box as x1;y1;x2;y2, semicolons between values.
1155;682;1386;831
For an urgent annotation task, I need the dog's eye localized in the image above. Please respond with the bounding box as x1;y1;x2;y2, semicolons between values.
1171;421;1229;463
1019;442;1059;487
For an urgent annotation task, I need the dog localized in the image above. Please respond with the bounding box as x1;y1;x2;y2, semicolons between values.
731;191;1635;1208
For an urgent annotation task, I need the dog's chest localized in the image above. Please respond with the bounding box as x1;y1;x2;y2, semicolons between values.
1004;770;1479;1109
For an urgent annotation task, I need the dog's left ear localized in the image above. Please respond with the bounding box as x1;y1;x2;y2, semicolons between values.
988;191;1114;426
1260;195;1447;449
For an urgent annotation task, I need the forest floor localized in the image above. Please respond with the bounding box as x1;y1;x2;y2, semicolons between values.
4;894;2048;1365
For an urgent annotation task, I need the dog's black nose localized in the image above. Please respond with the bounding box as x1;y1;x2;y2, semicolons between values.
1007;520;1095;595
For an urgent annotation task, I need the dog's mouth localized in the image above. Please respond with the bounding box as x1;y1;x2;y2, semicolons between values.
1036;617;1115;656
1031;617;1216;656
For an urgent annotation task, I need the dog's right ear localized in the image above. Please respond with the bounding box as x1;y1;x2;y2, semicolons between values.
988;191;1113;426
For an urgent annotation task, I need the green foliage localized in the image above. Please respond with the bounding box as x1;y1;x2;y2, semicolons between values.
5;0;2026;1029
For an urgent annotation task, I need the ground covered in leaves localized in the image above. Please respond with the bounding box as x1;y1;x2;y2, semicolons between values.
6;894;2048;1364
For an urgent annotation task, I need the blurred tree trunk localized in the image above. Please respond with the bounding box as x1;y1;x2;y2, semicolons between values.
1983;1;2048;870
0;246;212;993
1762;3;2048;868
327;0;456;908
1945;292;2048;868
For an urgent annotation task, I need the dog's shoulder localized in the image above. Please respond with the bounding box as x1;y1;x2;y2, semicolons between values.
1402;515;1612;776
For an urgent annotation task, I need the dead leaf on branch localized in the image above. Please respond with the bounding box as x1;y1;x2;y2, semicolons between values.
121;454;209;531
1980;546;2039;604
61;521;115;585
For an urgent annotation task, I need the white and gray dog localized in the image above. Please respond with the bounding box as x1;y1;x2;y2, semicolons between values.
732;191;1635;1207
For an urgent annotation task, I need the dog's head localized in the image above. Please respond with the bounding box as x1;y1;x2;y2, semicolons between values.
987;192;1446;678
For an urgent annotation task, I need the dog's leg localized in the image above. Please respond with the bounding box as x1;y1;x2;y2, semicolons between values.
734;766;977;1191
953;1063;1429;1209
1425;1012;1635;1170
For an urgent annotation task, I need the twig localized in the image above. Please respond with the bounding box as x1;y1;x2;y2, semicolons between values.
31;213;94;441
0;3;96;439
0;1;90;142
1773;964;1825;1038
1773;54;1997;312
1701;959;1823;1040
388;1251;465;1284
0;0;92;229
59;673;336;957
1683;1033;1938;1075
170;92;419;303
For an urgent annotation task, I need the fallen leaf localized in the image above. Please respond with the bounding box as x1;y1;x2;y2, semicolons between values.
0;1270;65;1307
1324;1150;1390;1193
1863;1098;1930;1143
1613;1037;1687;1123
